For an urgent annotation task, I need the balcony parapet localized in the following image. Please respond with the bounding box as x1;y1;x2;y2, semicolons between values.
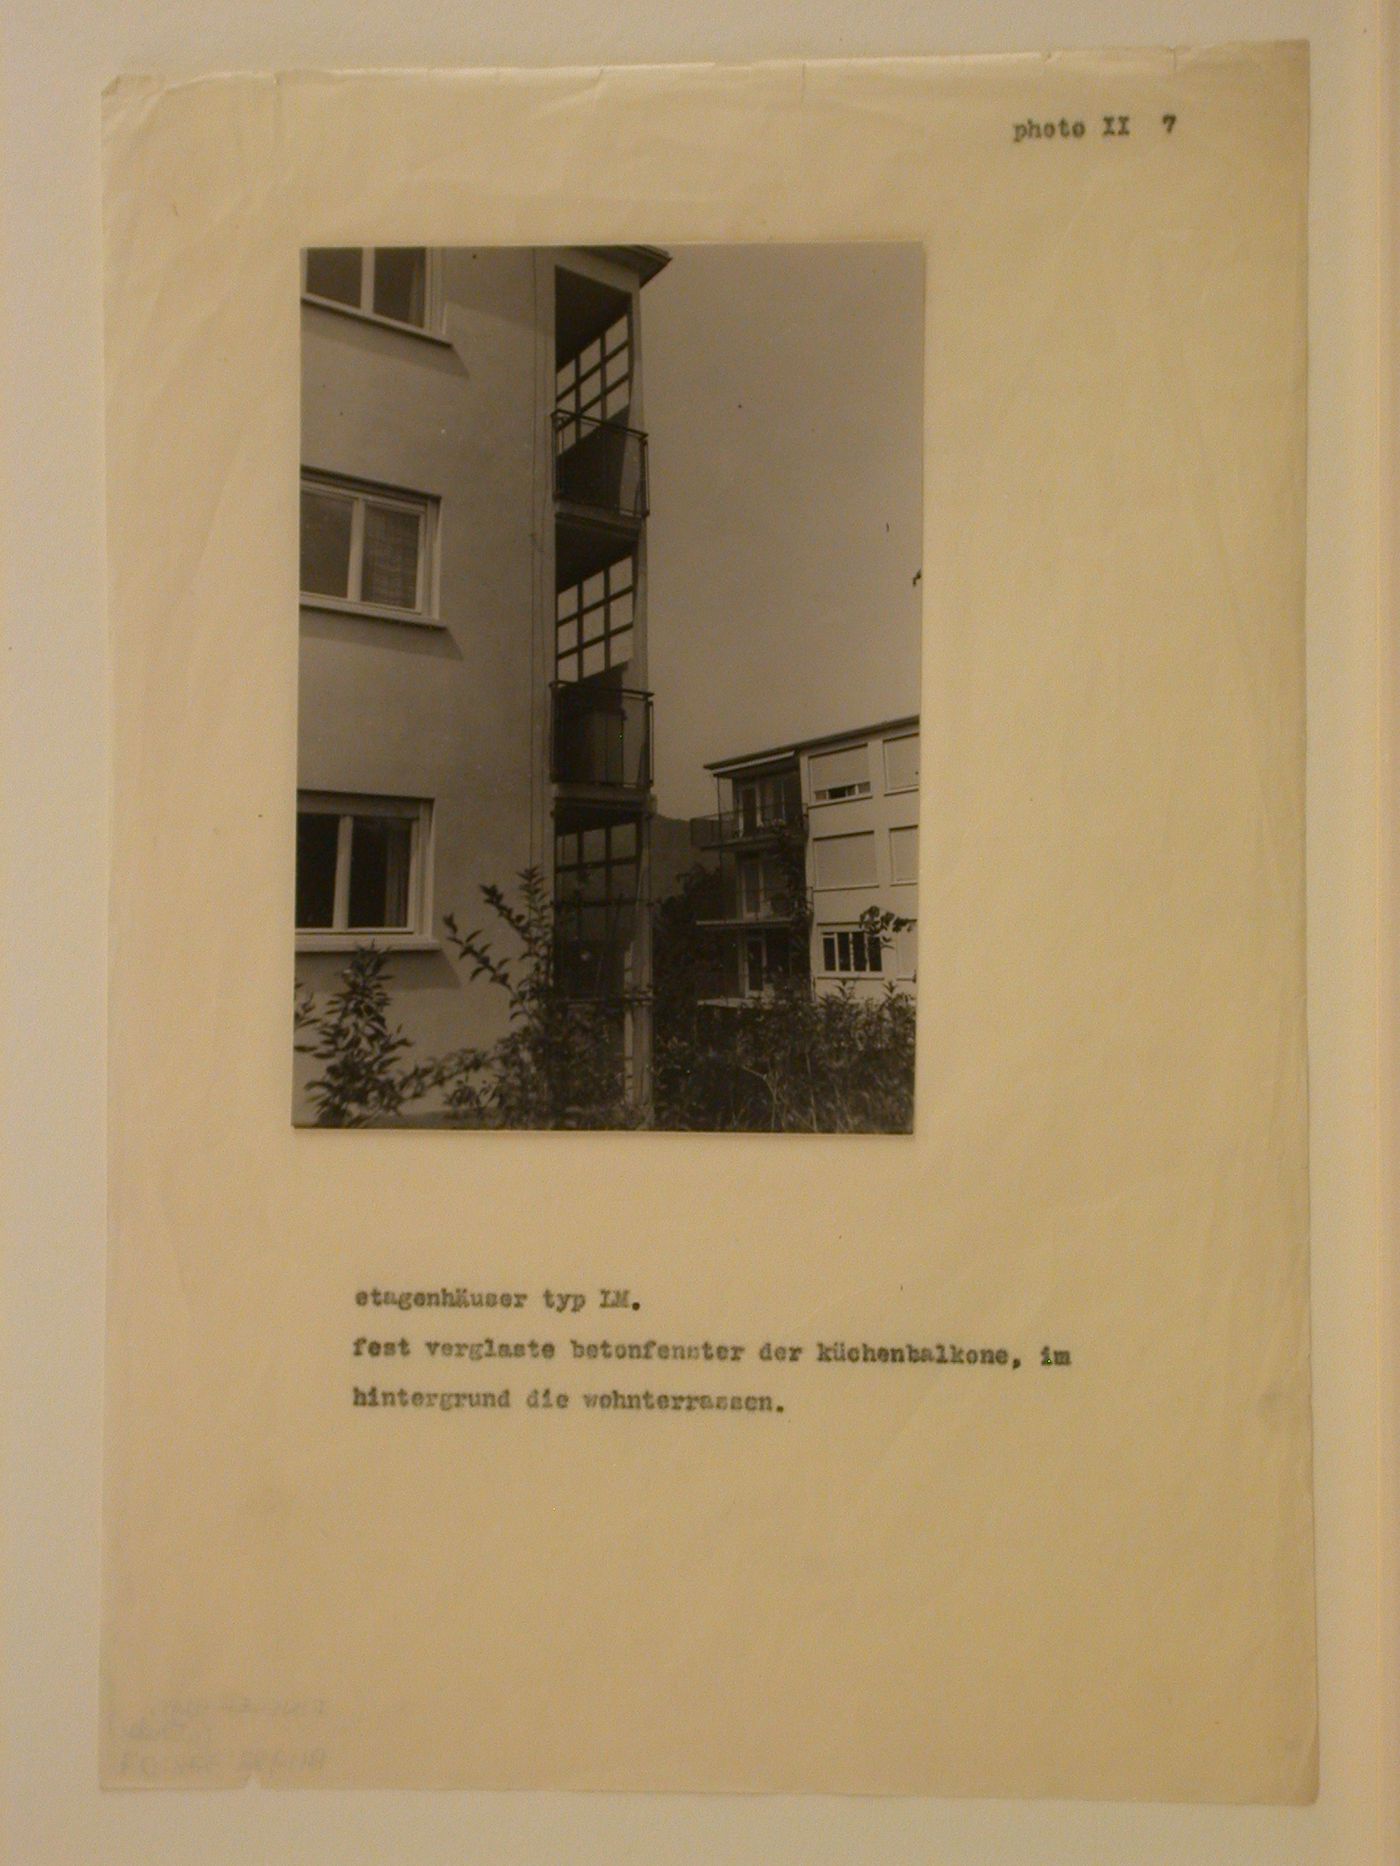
551;681;653;793
695;896;803;929
552;409;649;522
690;807;807;852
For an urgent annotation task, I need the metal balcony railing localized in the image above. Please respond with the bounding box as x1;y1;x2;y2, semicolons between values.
695;882;804;927
551;682;653;792
689;805;807;851
552;409;649;521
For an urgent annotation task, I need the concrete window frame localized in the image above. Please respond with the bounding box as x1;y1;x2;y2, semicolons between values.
301;247;446;339
294;792;437;953
299;472;441;627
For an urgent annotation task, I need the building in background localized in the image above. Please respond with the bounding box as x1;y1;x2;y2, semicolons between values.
691;717;919;1001
295;245;668;1117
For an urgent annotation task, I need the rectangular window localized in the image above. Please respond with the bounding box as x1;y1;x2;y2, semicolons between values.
890;824;919;885
554;821;639;997
555;553;635;683
812;830;878;890
737;855;790;920
821;929;885;976
884;732;920;793
733;769;802;833
895;922;918;980
810;743;871;802
742;930;794;996
303;248;439;333
295;795;431;943
300;475;435;619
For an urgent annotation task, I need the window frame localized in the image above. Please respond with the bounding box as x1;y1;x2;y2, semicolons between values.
553;821;640;998
300;472;441;626
736;853;791;920
883;731;921;796
809;741;873;804
818;926;886;978
740;928;794;997
301;248;448;340
555;305;634;426
889;823;919;886
555;553;636;683
295;793;436;952
810;829;879;892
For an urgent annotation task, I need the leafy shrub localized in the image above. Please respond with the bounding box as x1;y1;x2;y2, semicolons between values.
294;873;914;1132
295;946;415;1127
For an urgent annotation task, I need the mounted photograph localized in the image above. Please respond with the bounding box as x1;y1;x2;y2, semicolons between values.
293;242;924;1129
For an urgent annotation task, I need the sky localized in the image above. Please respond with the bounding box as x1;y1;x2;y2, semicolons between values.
640;243;925;818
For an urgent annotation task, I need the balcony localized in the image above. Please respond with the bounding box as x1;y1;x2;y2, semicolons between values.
553;410;649;522
690;804;807;851
695;881;804;928
551;682;652;793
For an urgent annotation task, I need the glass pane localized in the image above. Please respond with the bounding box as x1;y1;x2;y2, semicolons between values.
581;828;606;864
611;821;636;860
371;248;426;326
348;815;413;928
607;627;633;669
300;489;353;598
581;640;606;679
361;502;421;609
556;617;578;652
305;248;363;307
823;936;836;971
296;813;340;927
868;936;883;973
609;582;634;625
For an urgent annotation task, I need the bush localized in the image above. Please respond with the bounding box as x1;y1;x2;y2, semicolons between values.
294;875;915;1132
295;946;415;1127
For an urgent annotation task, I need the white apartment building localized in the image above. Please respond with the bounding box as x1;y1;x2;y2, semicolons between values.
693;716;919;1000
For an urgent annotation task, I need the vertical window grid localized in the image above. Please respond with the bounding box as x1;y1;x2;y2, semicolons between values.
555;554;636;683
821;930;885;975
555;312;632;427
553;821;640;996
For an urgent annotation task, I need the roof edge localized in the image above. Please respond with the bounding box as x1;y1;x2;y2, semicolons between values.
705;714;920;775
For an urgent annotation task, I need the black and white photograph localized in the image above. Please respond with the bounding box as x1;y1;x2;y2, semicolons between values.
293;243;924;1128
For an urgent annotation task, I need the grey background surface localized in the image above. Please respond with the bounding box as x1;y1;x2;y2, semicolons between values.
1;2;1388;1863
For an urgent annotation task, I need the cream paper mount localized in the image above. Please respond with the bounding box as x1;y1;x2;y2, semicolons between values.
101;47;1314;1798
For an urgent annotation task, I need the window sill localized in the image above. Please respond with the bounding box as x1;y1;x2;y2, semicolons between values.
296;935;441;955
300;596;447;631
302;294;456;347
